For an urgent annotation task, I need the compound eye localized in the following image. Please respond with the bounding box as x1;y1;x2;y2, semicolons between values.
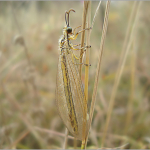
66;27;72;34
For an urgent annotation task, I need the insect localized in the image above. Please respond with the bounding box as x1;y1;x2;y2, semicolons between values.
55;9;90;140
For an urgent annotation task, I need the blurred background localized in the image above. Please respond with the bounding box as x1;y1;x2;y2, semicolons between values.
0;1;150;149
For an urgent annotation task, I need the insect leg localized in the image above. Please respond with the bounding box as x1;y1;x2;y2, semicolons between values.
69;27;92;40
71;45;91;63
71;52;91;66
71;45;91;51
73;22;90;35
73;43;86;48
73;25;82;35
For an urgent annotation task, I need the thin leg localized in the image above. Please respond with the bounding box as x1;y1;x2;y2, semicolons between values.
73;43;86;47
72;53;91;66
73;23;88;35
69;27;92;40
71;45;91;51
73;25;82;35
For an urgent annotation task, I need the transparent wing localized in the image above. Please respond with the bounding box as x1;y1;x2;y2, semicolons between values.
56;50;89;140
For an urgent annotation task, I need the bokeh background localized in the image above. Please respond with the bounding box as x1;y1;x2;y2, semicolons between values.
0;1;150;149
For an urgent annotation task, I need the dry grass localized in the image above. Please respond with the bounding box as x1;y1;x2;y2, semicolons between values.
0;1;150;149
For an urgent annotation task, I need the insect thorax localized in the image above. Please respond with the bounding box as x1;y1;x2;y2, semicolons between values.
59;31;72;55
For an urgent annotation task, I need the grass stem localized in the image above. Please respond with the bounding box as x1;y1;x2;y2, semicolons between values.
88;1;110;146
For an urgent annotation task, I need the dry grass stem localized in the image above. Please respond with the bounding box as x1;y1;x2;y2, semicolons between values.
116;1;138;80
81;2;110;148
79;1;90;77
88;0;111;143
115;4;138;133
91;1;102;28
63;128;69;149
7;130;30;149
101;1;142;147
81;1;91;149
34;126;74;140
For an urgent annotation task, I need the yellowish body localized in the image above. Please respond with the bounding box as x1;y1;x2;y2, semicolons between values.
56;9;89;140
